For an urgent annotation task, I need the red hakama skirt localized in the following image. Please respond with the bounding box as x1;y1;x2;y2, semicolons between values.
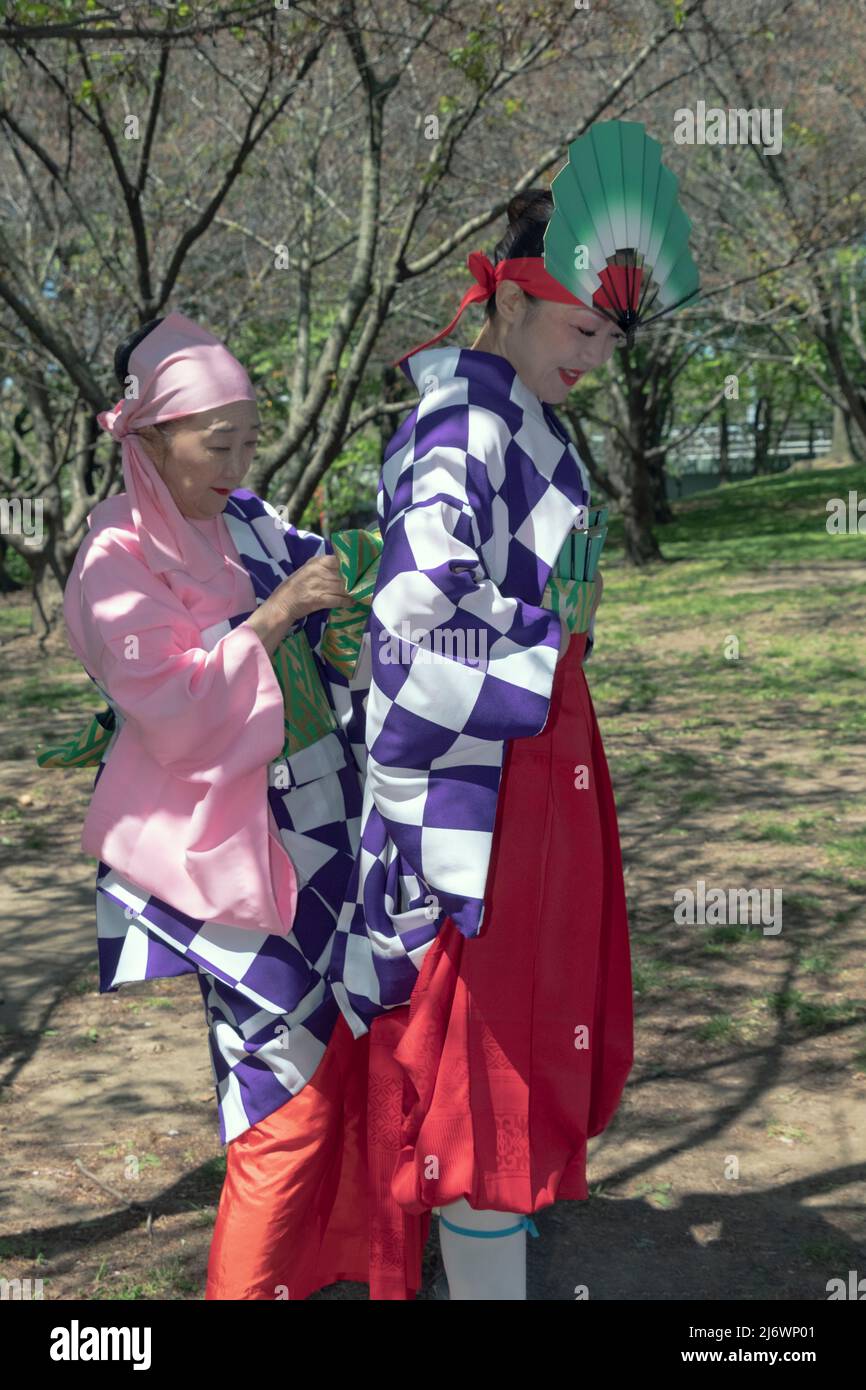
205;629;633;1300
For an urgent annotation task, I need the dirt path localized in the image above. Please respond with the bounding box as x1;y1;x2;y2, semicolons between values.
1;575;863;1301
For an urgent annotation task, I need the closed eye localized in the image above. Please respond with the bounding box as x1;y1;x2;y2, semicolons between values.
578;326;627;343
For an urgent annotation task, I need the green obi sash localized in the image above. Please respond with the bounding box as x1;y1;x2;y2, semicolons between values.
36;526;384;771
319;528;383;678
35;706;117;770
267;527;384;757
541;507;607;634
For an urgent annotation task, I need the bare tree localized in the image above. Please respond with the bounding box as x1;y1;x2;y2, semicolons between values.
670;0;866;451
6;0;855;624
563;321;730;563
1;0;711;629
0;10;326;628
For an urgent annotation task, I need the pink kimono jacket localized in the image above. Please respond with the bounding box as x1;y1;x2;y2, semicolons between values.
63;494;299;936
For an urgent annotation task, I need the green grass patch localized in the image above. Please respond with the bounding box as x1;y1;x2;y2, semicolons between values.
763;990;863;1031
0;604;30;635
605;465;866;573
701;925;758;955
199;1153;227;1184
91;1257;197;1300
693;1014;742;1044
678;785;721;812
767;1122;809;1143
593;466;866;753
3;677;95;713
802;1239;852;1266
0;1237;44;1260
799;949;840;976
826;832;866;872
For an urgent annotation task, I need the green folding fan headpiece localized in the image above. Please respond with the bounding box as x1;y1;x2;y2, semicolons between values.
544;119;700;348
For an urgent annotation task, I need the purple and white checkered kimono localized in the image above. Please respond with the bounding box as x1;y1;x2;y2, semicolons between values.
327;345;592;1036
92;491;368;1142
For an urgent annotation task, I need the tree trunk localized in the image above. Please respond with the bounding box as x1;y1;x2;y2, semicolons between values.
28;557;66;642
609;449;663;565
753;396;773;475
844;407;866;464
0;537;26;593
718;396;730;483
649;450;674;523
379;364;400;459
21;518;73;642
831;403;854;464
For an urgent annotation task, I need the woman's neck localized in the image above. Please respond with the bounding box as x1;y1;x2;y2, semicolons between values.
471;322;506;356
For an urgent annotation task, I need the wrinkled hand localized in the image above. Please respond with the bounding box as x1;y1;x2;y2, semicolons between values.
273;554;353;624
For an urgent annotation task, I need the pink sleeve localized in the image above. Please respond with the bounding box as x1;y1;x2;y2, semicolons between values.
68;534;285;781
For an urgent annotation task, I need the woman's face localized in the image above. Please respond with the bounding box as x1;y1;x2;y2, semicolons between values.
137;399;261;519
480;283;627;404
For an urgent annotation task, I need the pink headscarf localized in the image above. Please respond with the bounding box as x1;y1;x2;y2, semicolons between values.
97;311;257;587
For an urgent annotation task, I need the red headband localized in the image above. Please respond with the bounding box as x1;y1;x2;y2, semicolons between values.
392;252;642;366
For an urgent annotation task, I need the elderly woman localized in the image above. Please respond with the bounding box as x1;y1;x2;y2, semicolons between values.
61;312;376;1299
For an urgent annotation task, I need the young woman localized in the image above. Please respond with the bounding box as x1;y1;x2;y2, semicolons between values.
323;188;635;1299
61;311;372;1298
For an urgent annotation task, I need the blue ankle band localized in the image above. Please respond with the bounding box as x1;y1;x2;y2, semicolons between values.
438;1213;539;1239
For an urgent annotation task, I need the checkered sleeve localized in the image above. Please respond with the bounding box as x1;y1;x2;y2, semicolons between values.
363;486;563;932
370;491;563;747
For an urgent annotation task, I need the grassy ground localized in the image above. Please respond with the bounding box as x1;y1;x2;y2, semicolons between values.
0;462;864;1300
594;465;865;1065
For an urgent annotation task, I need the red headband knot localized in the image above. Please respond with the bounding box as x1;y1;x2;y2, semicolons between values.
393;252;642;366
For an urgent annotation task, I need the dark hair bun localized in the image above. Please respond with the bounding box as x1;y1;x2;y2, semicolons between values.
506;188;552;228
484;188;554;322
113;318;164;391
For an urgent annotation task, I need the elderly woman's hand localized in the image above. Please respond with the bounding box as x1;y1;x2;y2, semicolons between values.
273;554;353;625
244;554;354;658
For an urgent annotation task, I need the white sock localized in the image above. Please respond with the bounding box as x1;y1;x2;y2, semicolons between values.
438;1196;528;1300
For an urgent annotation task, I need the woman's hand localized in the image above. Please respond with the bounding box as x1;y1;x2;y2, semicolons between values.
243;554;353;658
272;554;354;625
